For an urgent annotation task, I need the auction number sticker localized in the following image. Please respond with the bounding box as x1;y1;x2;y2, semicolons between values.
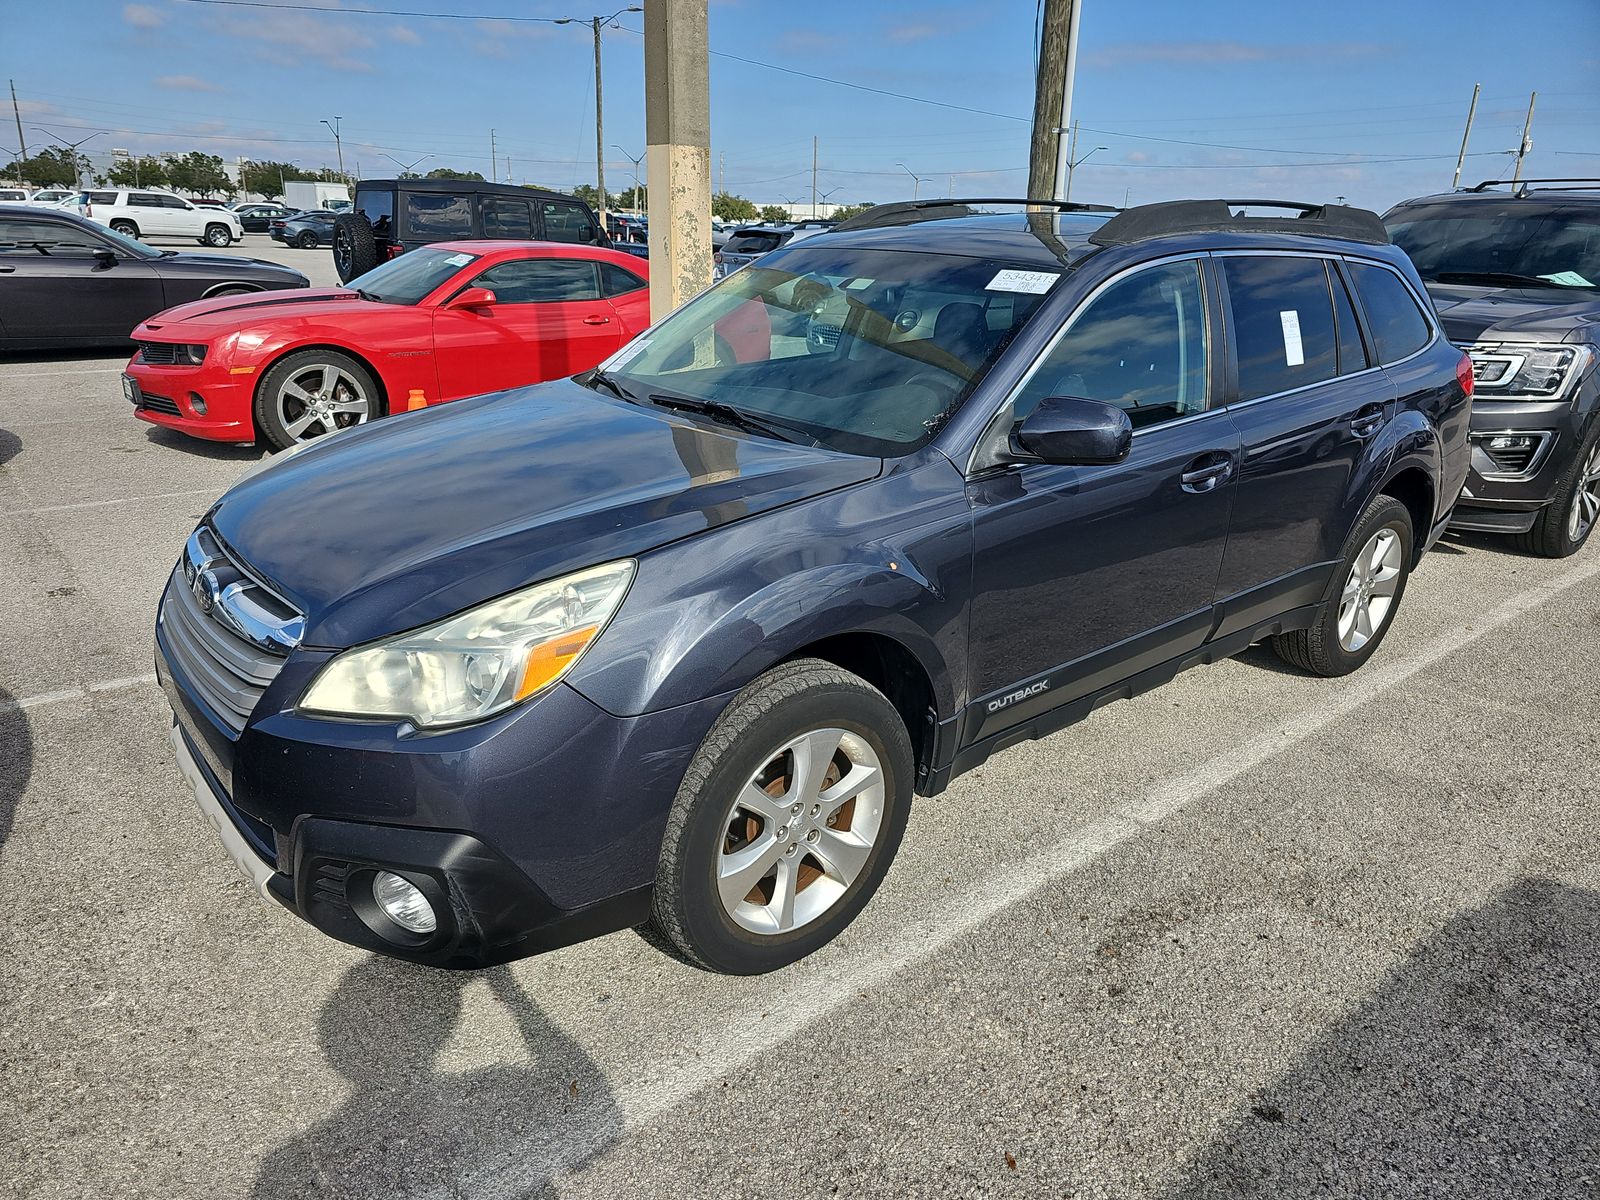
1279;310;1305;367
444;253;474;266
986;269;1060;294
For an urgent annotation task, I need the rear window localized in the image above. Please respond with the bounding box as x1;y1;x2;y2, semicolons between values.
724;231;787;255
1348;262;1432;365
355;187;394;236
600;261;646;296
404;192;473;239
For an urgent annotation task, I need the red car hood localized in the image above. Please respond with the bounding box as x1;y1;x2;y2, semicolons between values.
135;288;371;334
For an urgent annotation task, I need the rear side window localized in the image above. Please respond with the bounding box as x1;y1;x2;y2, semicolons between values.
1223;256;1338;401
1348;262;1432;365
405;192;473;238
476;258;601;303
1330;264;1370;375
483;198;534;239
130;193;164;208
355;187;394;236
540;201;599;245
600;261;646;296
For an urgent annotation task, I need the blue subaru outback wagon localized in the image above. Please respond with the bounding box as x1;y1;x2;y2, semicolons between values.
157;198;1473;973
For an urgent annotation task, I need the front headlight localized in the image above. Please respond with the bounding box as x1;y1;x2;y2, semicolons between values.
182;343;207;365
1468;343;1592;399
299;560;635;727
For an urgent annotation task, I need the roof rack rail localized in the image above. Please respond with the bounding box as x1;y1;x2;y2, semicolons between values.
1087;199;1388;247
1468;177;1600;195
830;197;1118;233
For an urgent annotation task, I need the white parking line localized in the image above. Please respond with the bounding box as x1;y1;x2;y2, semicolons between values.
6;489;214;516
455;550;1600;1198
2;673;158;713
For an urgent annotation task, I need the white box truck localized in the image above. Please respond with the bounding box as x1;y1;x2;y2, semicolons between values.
283;181;351;212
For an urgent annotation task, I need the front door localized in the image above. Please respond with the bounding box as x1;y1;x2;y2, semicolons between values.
431;256;626;399
965;256;1237;742
0;217;164;341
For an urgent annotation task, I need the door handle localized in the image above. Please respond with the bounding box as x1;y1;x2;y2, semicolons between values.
1180;451;1234;494
582;315;611;325
0;265;13;273
1349;403;1385;439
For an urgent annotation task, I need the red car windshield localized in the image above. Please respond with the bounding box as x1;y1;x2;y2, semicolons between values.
348;247;481;305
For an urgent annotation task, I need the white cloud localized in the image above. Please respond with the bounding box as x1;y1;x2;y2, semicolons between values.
156;75;223;92
208;2;377;73
388;25;422;45
123;3;165;30
1085;40;1387;68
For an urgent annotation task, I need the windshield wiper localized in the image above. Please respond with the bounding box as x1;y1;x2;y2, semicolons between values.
1434;270;1575;289
354;288;382;302
584;369;637;403
647;392;819;447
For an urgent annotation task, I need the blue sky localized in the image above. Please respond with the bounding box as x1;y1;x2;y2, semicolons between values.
7;0;1598;210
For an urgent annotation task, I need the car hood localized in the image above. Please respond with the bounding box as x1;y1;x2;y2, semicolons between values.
1422;282;1600;344
208;378;882;646
137;288;366;332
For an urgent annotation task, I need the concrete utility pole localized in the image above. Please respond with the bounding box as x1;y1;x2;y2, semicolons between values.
1451;83;1480;190
1512;91;1536;185
9;80;25;183
645;0;711;319
321;116;345;180
811;135;818;215
1028;0;1081;202
490;128;497;181
592;17;607;230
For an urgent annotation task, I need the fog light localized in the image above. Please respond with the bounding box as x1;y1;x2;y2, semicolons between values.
1487;435;1534;451
372;870;436;934
188;392;207;415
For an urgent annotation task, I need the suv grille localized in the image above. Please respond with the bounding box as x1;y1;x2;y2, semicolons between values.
158;528;303;735
137;341;184;365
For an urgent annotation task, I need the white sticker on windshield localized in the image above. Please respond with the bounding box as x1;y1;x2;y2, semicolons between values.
986;269;1060;295
601;338;650;371
1538;270;1593;287
1279;309;1305;367
444;253;473;266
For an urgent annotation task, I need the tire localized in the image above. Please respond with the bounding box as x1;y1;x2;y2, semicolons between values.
295;230;319;249
203;224;233;248
207;286;255;299
1273;493;1414;677
109;219;139;238
646;658;914;975
253;349;383;452
332;213;378;282
1514;424;1600;558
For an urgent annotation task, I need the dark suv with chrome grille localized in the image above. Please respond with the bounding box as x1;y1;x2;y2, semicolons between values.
157;198;1470;974
1385;180;1600;556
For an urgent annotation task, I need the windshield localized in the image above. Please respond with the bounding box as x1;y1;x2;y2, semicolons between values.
602;244;1065;456
723;231;788;255
346;247;479;305
1387;205;1600;289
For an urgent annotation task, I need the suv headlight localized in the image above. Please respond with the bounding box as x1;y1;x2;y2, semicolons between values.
299;560;635;727
1467;343;1592;399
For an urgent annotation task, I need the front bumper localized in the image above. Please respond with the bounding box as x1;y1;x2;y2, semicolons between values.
126;360;256;442
1450;395;1593;527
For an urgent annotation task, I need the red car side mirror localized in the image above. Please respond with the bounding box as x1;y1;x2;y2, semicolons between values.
446;286;497;311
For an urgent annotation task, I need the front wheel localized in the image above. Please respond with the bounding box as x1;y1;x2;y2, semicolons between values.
646;659;914;974
1516;426;1600;558
203;224;232;247
1273;494;1414;677
253;349;382;451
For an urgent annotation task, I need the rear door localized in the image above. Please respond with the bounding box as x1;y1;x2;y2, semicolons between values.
128;192;173;235
0;216;163;342
1209;252;1394;638
431;256;624;399
481;197;535;240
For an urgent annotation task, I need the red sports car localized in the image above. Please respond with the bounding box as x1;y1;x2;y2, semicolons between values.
123;241;652;450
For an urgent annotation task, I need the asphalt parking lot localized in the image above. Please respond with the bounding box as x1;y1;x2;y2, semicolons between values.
3;235;1599;1199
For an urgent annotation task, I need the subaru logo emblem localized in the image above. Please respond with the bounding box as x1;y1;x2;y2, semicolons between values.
192;569;220;614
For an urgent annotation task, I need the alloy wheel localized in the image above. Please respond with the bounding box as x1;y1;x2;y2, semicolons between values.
274;362;370;443
1568;440;1600;544
1337;526;1403;652
718;727;885;935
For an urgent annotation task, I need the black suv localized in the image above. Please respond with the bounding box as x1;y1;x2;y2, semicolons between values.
1385;180;1600;556
333;178;611;282
158;199;1470;974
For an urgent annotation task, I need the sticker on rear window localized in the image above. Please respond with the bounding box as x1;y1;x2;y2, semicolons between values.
1279;310;1305;367
986;269;1059;295
443;253;473;266
602;338;650;371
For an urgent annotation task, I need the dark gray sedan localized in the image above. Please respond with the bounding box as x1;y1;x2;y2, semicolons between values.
0;209;308;351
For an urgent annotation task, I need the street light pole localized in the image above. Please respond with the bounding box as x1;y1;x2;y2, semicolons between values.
818;185;841;219
321;116;345;180
612;143;644;210
381;152;430;176
33;126;101;190
895;162;924;201
1064;139;1106;202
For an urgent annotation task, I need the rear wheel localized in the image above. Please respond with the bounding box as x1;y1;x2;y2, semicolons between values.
109;219;139;238
253;349;382;451
332;213;378;282
203;223;232;247
1273;494;1414;677
646;659;914;974
295;230;319;249
1515;426;1600;558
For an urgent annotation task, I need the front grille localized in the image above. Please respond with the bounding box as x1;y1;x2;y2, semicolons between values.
158;529;301;735
138;341;184;365
137;394;182;417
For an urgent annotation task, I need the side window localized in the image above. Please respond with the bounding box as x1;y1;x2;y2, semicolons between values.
482;198;534;239
540;201;598;245
1013;258;1210;430
1222;256;1338;401
130;193;163;208
0;219;101;254
404;192;473;238
161;195;190;209
1330;263;1370;375
475;259;601;303
600;261;646;297
1348;262;1432;365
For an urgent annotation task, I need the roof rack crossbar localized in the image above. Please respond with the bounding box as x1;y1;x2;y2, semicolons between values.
1468;177;1600;192
831;197;1118;232
1087;198;1388;247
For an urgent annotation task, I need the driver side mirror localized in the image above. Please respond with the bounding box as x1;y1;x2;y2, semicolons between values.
92;248;117;269
1011;396;1132;465
446;286;496;311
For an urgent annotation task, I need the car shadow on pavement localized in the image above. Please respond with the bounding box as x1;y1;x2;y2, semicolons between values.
252;955;621;1200
0;428;20;468
0;687;34;852
141;425;266;462
1162;876;1600;1199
